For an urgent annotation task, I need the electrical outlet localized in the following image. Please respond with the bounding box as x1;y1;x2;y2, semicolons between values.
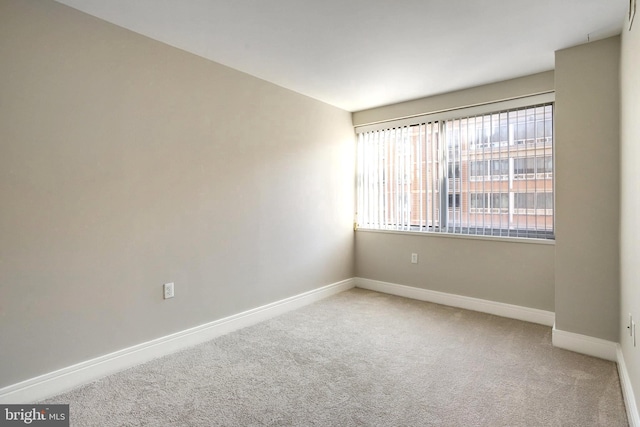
411;253;418;264
163;282;175;299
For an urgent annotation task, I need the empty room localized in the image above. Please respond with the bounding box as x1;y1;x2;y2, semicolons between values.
1;0;639;425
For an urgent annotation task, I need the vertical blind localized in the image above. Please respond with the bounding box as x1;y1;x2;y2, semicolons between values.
356;97;554;240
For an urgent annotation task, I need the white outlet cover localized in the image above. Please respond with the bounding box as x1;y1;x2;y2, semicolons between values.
164;282;175;299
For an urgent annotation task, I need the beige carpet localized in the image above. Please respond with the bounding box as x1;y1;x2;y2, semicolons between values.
43;288;628;426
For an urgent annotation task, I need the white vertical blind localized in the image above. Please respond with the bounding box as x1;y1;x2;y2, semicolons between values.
356;99;554;240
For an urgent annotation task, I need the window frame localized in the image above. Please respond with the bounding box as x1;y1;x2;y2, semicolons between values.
355;92;555;242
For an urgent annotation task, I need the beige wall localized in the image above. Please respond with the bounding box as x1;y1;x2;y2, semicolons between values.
620;21;640;413
356;232;555;310
0;0;354;388
554;37;620;341
353;73;556;312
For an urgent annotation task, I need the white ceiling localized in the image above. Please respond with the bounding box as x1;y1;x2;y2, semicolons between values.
54;0;627;112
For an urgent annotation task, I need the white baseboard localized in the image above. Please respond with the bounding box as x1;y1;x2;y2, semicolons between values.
0;278;355;404
617;345;640;427
5;275;634;421
354;277;555;327
551;326;617;361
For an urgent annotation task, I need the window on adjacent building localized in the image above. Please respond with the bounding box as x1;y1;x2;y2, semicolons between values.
448;163;461;179
355;94;554;240
448;194;461;209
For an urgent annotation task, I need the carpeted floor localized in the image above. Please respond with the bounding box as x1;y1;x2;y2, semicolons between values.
43;289;628;426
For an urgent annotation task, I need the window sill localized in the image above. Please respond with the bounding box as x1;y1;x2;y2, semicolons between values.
355;228;555;245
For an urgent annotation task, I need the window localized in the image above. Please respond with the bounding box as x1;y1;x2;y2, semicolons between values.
356;94;554;240
514;158;535;175
470;193;488;209
514;193;535;209
470;159;509;180
514;192;553;211
448;194;461;209
491;159;509;177
448;163;461;179
470;161;487;178
470;193;509;212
